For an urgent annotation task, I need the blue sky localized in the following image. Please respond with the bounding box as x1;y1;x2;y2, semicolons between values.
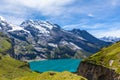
0;0;120;38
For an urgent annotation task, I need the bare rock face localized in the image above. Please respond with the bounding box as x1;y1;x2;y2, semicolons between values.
77;62;120;80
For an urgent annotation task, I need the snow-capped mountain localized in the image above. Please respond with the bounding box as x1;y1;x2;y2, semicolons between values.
0;16;12;31
0;16;111;61
100;36;120;43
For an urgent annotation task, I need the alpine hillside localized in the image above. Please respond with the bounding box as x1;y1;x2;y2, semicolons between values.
77;41;120;80
0;32;38;80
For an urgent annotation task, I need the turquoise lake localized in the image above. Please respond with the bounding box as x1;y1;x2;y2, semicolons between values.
29;59;81;72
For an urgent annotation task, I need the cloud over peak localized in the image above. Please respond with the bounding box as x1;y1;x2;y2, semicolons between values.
5;0;75;16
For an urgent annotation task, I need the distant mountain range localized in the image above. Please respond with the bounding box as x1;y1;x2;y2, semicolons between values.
0;16;111;61
100;36;120;42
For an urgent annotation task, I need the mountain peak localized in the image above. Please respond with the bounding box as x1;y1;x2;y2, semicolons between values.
21;20;55;30
71;28;87;33
71;28;81;32
0;16;6;21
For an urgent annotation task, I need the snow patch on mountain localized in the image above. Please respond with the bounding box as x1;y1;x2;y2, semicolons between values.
21;20;54;30
0;22;6;26
9;24;23;31
35;25;50;34
37;21;54;30
0;16;6;21
78;36;86;41
8;24;30;33
20;20;56;34
69;42;82;50
60;41;69;46
48;43;58;47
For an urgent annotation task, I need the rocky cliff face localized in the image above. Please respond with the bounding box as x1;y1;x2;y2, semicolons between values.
77;41;120;80
0;32;13;55
77;62;120;80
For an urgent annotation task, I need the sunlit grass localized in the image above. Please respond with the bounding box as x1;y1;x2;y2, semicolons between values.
84;41;120;73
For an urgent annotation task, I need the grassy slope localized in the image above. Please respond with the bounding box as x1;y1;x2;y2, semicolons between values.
0;33;11;53
0;32;38;80
84;41;120;73
0;56;86;80
0;55;87;80
14;71;87;80
0;55;38;80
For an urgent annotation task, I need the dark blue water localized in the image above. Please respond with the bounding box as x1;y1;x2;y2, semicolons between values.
29;59;81;72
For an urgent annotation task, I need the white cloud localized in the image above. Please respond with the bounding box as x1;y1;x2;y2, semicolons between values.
63;24;81;30
88;22;120;38
100;30;120;37
63;23;106;30
0;0;75;24
111;0;120;7
5;0;74;16
88;13;94;17
0;14;25;25
90;29;120;38
0;0;120;23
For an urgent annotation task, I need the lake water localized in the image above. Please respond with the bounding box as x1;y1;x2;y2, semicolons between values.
29;59;81;72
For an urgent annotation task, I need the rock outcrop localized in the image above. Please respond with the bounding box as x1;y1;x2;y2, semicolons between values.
77;41;120;80
77;62;120;80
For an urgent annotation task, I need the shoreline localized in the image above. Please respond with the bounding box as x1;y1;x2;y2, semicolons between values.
24;59;47;62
